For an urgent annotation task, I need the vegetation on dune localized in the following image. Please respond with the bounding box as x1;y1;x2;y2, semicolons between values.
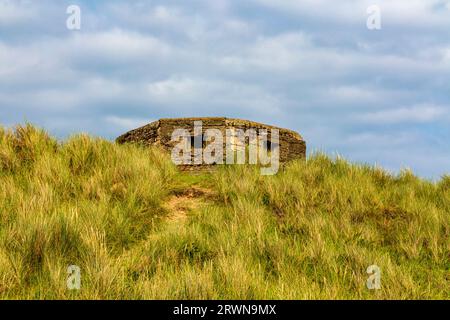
0;124;448;299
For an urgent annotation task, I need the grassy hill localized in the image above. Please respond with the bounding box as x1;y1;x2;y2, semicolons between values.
0;124;448;299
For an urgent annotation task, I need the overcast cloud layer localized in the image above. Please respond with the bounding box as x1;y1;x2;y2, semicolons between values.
0;0;449;178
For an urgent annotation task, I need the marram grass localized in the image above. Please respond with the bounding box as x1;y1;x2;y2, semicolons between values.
0;124;448;299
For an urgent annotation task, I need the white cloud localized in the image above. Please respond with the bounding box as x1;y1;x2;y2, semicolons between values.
145;76;282;115
356;104;448;124
214;32;311;72
105;2;252;42
252;0;450;28
107;3;186;30
105;116;151;130
443;47;450;65
346;131;417;147
0;43;39;77
147;77;203;102
328;86;378;103
0;0;35;26
251;0;362;22
66;29;172;60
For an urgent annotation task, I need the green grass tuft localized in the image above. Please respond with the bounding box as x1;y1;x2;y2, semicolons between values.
0;125;448;299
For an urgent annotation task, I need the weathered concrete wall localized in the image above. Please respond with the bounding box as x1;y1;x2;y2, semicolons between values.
116;117;306;171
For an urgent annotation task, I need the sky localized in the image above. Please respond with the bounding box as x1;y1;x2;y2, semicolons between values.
0;0;449;179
